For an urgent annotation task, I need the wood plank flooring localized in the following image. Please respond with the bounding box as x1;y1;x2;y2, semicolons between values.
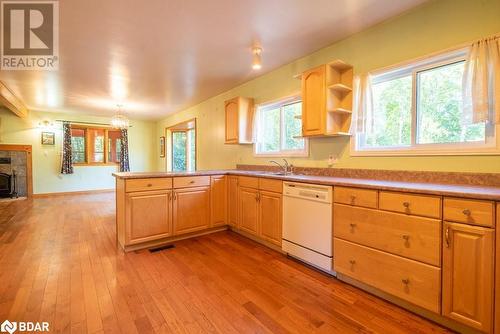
0;193;452;333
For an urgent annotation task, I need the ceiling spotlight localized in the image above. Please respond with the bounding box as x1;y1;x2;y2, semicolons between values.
252;47;262;70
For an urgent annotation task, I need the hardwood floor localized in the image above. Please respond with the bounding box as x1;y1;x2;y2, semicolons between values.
0;193;452;333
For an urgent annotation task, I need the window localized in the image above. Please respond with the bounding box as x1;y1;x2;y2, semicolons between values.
254;96;308;156
168;119;196;172
70;126;121;165
355;48;496;154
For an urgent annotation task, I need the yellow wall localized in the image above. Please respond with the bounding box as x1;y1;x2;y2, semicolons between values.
0;108;156;194
155;0;500;173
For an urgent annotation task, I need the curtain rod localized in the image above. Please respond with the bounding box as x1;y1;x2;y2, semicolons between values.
54;120;132;127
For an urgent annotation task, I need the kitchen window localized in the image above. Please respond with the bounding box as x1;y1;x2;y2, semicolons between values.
353;48;498;155
71;126;121;165
254;96;308;157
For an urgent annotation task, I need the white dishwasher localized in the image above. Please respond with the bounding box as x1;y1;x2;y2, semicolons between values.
282;181;333;274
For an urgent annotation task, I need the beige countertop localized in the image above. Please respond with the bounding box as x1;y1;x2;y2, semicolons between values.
113;170;500;201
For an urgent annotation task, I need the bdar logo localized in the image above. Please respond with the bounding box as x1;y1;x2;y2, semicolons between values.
0;320;17;334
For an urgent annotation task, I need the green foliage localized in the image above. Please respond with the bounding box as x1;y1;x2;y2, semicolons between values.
71;136;85;163
172;132;187;172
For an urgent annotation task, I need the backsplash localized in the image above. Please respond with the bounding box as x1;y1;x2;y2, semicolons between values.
236;164;500;187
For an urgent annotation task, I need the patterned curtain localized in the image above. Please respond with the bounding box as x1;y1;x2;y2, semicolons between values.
119;128;130;172
60;122;74;174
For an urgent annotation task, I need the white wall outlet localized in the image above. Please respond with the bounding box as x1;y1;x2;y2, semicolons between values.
328;154;338;167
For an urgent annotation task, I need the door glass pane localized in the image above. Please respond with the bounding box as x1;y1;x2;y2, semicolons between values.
88;129;105;163
172;132;187;172
282;101;304;151
71;128;86;163
416;61;485;144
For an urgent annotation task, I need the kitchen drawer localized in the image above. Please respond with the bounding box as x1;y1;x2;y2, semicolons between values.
334;204;440;266
334;186;377;208
259;178;282;193
238;176;259;189
444;197;495;227
379;191;441;219
334;238;441;313
173;176;210;188
125;178;172;192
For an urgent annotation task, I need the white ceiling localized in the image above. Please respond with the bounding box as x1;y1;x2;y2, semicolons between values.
0;0;428;120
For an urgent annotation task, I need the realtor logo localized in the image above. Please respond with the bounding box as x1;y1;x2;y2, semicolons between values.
0;320;17;334
1;0;59;70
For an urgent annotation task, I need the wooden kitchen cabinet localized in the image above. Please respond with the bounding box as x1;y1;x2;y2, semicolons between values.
302;65;326;136
259;190;282;246
442;221;494;332
210;175;227;227
300;60;353;137
125;190;172;245
224;96;254;144
238;186;259;235
173;186;210;235
228;176;239;227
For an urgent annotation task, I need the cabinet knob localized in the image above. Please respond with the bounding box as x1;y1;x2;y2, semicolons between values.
350;195;356;204
402;235;410;241
401;278;410;285
349;223;356;230
147;183;152;187
462;209;471;216
189;180;195;184
349;259;356;265
402;201;410;208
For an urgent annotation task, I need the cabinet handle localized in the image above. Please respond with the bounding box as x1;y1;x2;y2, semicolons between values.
349;223;356;230
189;180;195;184
445;226;450;248
402;201;410;208
349;259;356;265
402;234;410;241
462;209;471;216
401;278;410;285
173;192;177;200
168;192;172;201
147;183;153;187
350;195;356;204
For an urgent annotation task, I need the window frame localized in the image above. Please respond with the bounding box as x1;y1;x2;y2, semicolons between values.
70;125;121;166
254;95;309;157
352;47;499;156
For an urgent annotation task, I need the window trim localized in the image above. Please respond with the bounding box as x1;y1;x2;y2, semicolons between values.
254;94;309;157
352;47;499;156
71;125;121;166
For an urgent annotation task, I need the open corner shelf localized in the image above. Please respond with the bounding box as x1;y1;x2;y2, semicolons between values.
328;60;353;72
328;83;352;93
329;108;352;114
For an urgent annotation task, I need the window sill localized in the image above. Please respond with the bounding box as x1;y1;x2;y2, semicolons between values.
350;147;500;157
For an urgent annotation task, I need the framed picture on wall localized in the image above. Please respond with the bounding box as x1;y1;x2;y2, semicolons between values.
41;132;55;145
160;136;165;157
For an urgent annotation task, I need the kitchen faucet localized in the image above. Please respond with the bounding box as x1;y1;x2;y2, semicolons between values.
269;159;292;175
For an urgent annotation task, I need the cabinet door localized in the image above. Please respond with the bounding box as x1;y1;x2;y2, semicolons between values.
259;191;282;247
126;190;172;244
228;176;239;227
173;186;210;235
210;175;227;227
442;222;494;332
225;98;239;143
238;186;259;235
302;65;325;136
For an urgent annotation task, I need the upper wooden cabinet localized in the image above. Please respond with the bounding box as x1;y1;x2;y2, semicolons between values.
224;96;254;144
300;60;353;137
210;175;227;227
442;222;494;332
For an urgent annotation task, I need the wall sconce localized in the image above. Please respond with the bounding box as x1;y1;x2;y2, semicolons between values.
37;120;55;129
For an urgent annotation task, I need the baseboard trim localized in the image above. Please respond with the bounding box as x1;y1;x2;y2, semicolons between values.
33;189;115;198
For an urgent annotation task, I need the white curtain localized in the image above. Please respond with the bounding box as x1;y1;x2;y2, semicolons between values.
350;74;374;135
463;36;500;124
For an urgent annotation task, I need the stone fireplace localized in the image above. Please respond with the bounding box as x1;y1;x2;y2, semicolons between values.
0;147;30;198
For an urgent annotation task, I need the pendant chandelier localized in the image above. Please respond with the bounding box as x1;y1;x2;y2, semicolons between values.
111;104;129;129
